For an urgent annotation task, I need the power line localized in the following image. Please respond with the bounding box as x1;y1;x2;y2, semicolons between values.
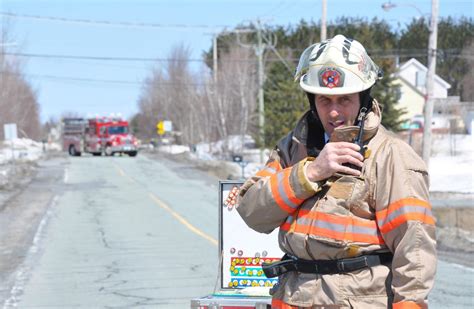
4;52;206;62
1;51;276;63
0;11;229;30
2;70;142;85
3;51;265;63
2;70;254;87
31;74;142;85
4;49;468;64
263;1;302;19
260;0;291;18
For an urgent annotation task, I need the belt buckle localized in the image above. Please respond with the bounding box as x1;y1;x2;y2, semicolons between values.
278;264;289;274
337;260;345;272
351;256;370;270
339;256;370;273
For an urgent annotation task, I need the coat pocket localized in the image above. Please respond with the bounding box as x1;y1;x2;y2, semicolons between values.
325;176;370;217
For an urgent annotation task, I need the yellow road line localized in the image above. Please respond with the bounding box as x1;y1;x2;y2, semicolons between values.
115;164;126;177
149;193;218;246
114;164;139;184
115;162;217;246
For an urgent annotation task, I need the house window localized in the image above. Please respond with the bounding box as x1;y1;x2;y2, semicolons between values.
395;88;402;100
416;71;426;87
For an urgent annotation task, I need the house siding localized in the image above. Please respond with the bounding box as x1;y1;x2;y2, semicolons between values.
393;79;425;120
394;58;451;121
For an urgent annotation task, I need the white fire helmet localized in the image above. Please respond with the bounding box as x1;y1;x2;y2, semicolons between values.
295;34;382;95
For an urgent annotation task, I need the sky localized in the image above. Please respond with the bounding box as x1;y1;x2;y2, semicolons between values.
1;0;473;123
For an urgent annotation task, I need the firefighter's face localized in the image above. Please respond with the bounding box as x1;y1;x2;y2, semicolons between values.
315;93;361;135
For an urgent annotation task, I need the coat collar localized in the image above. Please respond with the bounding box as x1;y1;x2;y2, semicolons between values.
329;99;382;143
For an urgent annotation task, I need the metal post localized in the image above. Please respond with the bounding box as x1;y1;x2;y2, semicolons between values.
11;141;15;162
422;0;439;166
321;0;327;41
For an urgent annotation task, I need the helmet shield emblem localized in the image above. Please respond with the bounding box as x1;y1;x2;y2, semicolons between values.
318;67;344;88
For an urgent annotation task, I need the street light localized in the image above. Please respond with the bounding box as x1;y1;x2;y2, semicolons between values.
381;1;424;17
382;0;439;167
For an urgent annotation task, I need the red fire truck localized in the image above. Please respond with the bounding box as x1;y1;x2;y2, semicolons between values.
62;116;138;157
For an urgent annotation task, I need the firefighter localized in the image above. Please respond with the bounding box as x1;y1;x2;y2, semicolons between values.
237;34;436;308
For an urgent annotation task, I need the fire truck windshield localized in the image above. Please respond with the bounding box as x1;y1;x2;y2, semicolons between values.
108;126;128;134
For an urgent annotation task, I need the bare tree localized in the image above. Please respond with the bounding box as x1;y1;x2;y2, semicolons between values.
137;44;201;144
205;45;258;154
136;43;258;150
0;24;41;140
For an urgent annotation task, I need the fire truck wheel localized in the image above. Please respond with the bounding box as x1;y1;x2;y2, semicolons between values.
69;145;81;156
128;151;137;157
104;145;113;156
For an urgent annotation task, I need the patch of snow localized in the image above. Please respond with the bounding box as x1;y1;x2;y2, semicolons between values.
195;135;257;160
157;144;190;154
0;138;46;164
429;134;473;193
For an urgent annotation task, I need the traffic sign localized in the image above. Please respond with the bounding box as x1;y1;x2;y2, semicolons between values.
156;121;165;136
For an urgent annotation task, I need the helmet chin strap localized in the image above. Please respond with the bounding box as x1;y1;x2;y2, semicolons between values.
305;92;325;156
357;87;373;126
306;92;321;124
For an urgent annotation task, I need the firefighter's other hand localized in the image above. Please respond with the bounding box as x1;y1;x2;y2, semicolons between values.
306;142;364;181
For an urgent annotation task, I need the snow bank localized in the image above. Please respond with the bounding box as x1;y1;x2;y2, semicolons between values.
156;144;190;155
429;134;473;193
0;138;45;164
195;135;256;161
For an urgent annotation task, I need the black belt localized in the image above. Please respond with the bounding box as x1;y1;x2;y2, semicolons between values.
262;252;393;278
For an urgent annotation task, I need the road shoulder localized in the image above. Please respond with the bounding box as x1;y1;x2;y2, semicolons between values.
0;154;67;304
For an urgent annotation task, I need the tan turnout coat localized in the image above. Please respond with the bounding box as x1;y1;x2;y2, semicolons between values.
237;101;437;308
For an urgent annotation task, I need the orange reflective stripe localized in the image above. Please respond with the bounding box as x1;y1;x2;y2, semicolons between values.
377;198;430;220
256;160;282;177
269;168;304;214
270;172;295;214
299;210;378;228
271;299;300;309
280;215;294;231
280;222;291;231
282;168;305;206
256;170;272;177
282;209;384;244
293;224;384;244
392;301;426;309
377;198;435;234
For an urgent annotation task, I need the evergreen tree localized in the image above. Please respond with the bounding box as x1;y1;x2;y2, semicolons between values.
263;62;306;147
372;64;406;130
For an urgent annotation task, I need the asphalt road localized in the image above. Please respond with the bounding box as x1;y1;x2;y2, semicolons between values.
0;153;472;308
1;154;219;308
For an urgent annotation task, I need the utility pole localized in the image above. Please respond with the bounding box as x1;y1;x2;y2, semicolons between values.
422;0;439;166
256;20;265;161
321;0;327;41
213;34;218;85
235;21;273;163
